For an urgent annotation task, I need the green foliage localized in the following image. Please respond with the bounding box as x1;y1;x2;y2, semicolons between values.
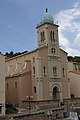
5;50;28;59
68;56;80;62
5;101;18;114
73;56;80;62
67;56;73;62
6;108;18;114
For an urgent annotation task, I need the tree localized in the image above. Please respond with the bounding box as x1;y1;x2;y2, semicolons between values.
67;56;73;62
67;56;80;62
5;50;28;58
73;56;80;62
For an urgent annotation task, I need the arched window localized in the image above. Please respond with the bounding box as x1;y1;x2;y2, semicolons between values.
42;31;45;41
54;48;56;53
0;106;1;114
62;68;64;74
43;66;46;74
53;67;57;75
51;48;56;54
51;48;53;53
62;68;65;76
50;31;52;41
33;67;35;74
15;82;17;88
7;83;9;89
41;32;43;42
41;31;45;42
53;31;54;40
33;57;35;63
34;86;36;93
50;31;54;41
53;87;59;100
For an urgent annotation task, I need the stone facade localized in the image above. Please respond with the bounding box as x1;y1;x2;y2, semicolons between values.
5;10;69;106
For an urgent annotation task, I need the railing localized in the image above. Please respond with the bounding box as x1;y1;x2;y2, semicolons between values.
1;106;68;120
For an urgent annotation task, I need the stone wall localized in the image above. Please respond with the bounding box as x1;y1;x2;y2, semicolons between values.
22;100;59;111
64;98;80;107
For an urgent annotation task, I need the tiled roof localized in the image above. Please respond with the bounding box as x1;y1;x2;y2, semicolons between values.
69;71;80;75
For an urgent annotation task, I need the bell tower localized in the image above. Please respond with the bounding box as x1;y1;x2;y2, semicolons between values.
36;9;63;101
36;8;60;57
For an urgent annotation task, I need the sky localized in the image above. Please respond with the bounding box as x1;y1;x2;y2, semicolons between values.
0;0;80;56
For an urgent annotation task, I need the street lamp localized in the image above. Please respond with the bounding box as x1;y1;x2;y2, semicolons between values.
26;96;33;115
47;111;53;120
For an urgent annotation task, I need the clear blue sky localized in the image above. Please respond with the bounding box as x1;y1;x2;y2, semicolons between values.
0;0;80;56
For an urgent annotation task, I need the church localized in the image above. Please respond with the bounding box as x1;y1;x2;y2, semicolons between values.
5;9;70;106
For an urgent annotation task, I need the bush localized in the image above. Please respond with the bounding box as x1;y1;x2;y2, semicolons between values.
5;101;18;114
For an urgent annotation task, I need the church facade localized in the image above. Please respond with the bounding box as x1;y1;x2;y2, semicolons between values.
5;9;70;106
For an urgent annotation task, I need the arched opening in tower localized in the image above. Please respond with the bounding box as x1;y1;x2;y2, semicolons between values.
53;86;60;100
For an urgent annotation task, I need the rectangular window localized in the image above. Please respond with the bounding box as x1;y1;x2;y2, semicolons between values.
71;94;75;99
43;66;46;74
62;67;65;77
43;66;47;76
7;83;9;89
15;82;17;88
41;31;45;42
34;86;36;93
33;57;35;63
74;65;77;70
0;106;2;114
33;67;35;74
53;67;57;75
41;32;43;43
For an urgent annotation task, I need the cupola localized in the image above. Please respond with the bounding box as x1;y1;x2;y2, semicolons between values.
40;8;54;24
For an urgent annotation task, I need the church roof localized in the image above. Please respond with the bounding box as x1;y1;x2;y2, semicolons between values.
37;8;54;28
69;71;80;75
40;8;54;24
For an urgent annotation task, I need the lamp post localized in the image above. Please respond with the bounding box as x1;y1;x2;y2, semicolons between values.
47;111;53;120
26;96;33;115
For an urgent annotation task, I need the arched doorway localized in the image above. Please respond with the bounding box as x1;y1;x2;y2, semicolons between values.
53;86;60;100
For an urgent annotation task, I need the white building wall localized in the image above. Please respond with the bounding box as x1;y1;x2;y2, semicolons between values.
0;54;5;115
69;72;80;98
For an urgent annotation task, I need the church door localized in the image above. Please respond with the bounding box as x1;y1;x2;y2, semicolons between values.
53;86;60;100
